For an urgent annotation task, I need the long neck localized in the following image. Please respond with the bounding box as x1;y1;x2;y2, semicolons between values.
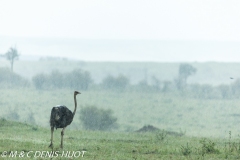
72;94;77;118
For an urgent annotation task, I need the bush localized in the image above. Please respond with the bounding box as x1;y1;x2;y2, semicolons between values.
180;143;192;156
5;109;20;121
26;111;36;124
66;69;92;90
80;105;118;131
199;138;219;155
101;74;129;91
48;70;64;89
218;84;232;99
32;73;48;90
0;67;29;88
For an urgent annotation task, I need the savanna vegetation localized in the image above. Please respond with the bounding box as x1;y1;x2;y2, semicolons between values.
1;57;240;159
1;119;240;159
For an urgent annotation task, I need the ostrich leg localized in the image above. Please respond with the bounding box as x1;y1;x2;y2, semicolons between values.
49;127;54;148
60;127;66;149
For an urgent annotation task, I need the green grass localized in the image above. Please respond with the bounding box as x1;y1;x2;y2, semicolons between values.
1;88;240;137
1;119;240;159
1;88;240;159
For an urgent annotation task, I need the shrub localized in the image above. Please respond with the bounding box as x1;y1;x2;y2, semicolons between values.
5;109;20;121
155;130;167;142
32;73;48;89
48;70;64;89
101;74;129;91
27;112;36;124
66;69;92;90
80;105;118;131
0;67;29;88
199;138;219;155
218;84;232;99
180;143;192;156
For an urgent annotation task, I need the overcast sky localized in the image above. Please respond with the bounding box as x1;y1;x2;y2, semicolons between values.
1;0;240;61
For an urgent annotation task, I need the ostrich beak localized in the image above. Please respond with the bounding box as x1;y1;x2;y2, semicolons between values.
75;91;81;94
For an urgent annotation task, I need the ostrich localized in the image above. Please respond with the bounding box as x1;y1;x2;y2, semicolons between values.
49;91;81;148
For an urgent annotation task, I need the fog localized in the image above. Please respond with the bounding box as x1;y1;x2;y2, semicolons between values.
1;0;240;138
1;0;240;62
1;37;240;62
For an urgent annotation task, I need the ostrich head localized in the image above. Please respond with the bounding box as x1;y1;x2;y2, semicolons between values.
74;91;81;95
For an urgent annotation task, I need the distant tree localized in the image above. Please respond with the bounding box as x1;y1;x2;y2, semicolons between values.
176;63;197;90
66;69;92;90
162;80;173;92
151;76;161;91
5;47;20;72
48;70;64;89
136;79;150;91
32;69;93;90
101;74;129;91
231;78;240;97
218;84;231;99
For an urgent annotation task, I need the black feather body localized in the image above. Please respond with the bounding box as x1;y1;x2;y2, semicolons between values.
50;105;73;129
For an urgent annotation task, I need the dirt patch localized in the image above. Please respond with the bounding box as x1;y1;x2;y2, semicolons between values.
136;125;160;132
136;125;184;136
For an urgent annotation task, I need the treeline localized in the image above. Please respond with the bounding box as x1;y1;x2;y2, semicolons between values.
32;69;92;90
1;65;240;99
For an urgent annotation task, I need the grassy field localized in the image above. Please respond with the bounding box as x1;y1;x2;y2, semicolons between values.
1;119;240;159
1;89;240;137
1;60;240;159
1;88;240;159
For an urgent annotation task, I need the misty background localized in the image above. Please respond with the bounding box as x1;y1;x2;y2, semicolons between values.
1;0;240;137
1;0;240;61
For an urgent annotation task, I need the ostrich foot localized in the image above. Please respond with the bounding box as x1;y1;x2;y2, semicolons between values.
49;143;53;148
